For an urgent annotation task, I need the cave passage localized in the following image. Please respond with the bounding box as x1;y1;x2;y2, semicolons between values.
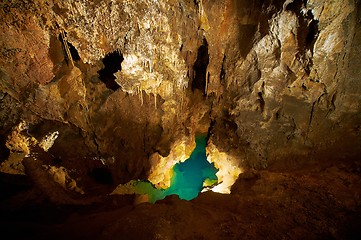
132;135;218;203
58;32;81;64
192;39;209;93
97;51;123;91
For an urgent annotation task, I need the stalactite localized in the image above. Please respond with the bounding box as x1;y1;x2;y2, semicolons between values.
180;93;184;117
154;93;157;110
205;71;209;95
61;30;74;67
140;90;143;106
137;86;140;102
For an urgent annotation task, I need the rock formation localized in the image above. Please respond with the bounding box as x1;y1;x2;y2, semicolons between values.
1;0;361;239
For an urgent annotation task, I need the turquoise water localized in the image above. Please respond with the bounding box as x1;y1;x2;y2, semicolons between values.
134;135;218;203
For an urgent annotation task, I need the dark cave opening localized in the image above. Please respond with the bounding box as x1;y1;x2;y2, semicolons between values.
89;167;114;185
192;39;209;93
305;13;319;50
257;92;265;112
58;33;81;64
0;138;10;162
285;0;303;12
97;51;123;91
67;42;81;62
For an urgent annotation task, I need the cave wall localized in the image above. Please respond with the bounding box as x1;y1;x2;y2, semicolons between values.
0;0;206;184
203;0;361;168
1;0;360;183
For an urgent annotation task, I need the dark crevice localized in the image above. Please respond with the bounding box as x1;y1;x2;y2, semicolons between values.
220;54;226;84
67;42;81;61
207;119;216;142
97;51;123;91
285;0;303;12
258;92;265;112
58;33;81;65
0;137;10;162
275;110;280;120
302;83;307;90
192;38;209;93
305;13;319;51
330;92;337;111
285;1;319;55
309;101;316;128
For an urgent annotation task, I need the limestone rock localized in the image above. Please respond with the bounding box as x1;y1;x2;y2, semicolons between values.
0;0;360;186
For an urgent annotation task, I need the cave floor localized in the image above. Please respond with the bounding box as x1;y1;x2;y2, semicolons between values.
0;161;360;240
